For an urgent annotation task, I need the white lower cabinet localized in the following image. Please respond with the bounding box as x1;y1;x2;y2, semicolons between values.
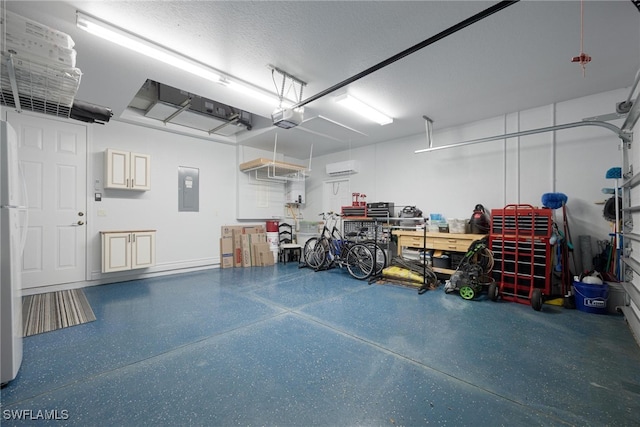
101;230;156;273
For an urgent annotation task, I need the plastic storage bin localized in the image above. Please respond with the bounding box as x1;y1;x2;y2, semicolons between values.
447;218;467;234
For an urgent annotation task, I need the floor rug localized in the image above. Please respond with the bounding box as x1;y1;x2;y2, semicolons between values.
22;289;96;337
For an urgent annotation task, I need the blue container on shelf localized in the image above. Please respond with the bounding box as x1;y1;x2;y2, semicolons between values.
573;281;609;315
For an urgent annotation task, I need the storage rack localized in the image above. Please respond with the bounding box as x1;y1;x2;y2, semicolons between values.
342;217;393;278
0;53;81;118
239;157;307;182
489;204;553;309
343;218;386;241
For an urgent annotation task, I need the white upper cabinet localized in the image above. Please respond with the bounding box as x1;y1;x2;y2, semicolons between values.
105;148;151;190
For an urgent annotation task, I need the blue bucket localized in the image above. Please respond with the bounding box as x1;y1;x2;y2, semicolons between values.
573;281;609;315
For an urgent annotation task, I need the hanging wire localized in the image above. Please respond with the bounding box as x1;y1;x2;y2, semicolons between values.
570;0;591;77
580;0;587;76
270;66;306;108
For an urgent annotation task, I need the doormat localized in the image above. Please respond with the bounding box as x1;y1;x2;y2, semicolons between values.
22;289;96;337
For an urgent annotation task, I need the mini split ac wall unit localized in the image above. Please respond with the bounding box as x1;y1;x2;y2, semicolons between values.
326;160;359;176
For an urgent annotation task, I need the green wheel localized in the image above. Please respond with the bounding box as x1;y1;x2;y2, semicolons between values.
459;286;475;300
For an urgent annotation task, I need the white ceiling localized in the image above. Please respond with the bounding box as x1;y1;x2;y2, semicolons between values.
5;1;640;159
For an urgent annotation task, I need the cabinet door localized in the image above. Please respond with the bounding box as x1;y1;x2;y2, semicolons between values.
130;153;151;190
105;149;130;189
132;231;155;269
102;233;131;272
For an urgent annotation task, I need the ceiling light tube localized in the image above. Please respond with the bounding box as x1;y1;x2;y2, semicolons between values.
335;93;393;125
76;11;290;107
76;12;222;82
227;81;293;109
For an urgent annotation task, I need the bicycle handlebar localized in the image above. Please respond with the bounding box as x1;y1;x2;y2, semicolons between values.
318;211;341;220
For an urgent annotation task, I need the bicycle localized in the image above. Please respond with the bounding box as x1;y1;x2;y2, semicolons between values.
348;224;387;277
302;212;334;270
316;212;387;275
303;212;379;280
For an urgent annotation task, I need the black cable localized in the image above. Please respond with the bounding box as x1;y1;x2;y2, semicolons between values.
292;1;519;109
389;256;438;282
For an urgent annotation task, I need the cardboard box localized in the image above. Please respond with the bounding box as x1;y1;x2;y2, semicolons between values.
222;224;265;237
219;237;233;269
249;233;267;265
252;242;272;266
221;225;243;238
259;250;275;266
252;242;274;267
243;225;265;234
241;234;252;267
232;229;243;267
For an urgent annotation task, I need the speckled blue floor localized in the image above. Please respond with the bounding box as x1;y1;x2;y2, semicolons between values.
2;263;639;426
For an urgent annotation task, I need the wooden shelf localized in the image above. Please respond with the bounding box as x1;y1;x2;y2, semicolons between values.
239;158;307;178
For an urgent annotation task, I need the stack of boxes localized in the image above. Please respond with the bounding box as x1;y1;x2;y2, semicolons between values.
219;225;275;269
1;10;78;67
0;11;82;108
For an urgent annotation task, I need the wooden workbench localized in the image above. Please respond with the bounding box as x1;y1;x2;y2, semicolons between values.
392;229;487;275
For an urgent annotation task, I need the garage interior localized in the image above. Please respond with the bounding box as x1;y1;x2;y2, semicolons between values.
1;1;640;425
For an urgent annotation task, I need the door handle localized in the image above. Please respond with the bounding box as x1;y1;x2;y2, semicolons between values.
72;220;85;226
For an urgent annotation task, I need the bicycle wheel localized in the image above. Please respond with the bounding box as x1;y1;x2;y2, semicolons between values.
366;243;387;276
303;237;325;269
316;237;333;269
345;243;374;280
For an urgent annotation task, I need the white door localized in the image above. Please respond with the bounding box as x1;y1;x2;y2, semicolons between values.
323;178;351;215
7;111;87;289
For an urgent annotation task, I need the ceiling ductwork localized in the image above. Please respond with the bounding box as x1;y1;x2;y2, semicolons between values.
129;80;252;137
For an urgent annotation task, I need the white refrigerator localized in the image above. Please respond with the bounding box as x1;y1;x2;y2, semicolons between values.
0;120;25;386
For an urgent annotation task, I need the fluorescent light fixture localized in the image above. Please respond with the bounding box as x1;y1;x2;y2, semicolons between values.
227;81;293;109
76;11;286;107
335;93;393;125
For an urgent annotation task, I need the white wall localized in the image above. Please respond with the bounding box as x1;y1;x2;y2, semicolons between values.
6;87;632;289
303;88;629;272
88;121;238;280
